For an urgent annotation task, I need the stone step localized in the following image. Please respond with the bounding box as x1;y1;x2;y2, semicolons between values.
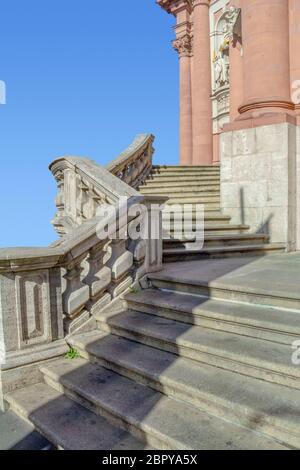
6;383;147;450
166;205;221;212
174;209;225;217
139;185;220;194
165;194;220;202
151;167;220;173
162;212;231;223
70;331;300;448
142;178;220;187
163;224;249;235
165;200;220;207
149;256;299;310
143;193;221;200
152;165;220;171
163;233;268;248
144;176;220;184
143;192;221;200
150;173;220;180
151;170;220;176
141;191;221;199
0;409;53;450
95;308;300;390
162;243;286;262
125;289;300;345
39;357;286;450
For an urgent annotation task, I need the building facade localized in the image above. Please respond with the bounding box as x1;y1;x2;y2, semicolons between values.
158;0;300;250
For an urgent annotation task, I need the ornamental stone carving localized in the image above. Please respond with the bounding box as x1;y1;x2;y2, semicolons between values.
222;6;241;43
173;34;193;57
213;51;229;89
212;5;241;91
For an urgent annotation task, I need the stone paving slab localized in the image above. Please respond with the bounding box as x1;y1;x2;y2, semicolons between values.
155;253;300;300
0;409;52;450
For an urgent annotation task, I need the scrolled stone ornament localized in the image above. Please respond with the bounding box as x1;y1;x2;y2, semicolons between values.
173;34;192;58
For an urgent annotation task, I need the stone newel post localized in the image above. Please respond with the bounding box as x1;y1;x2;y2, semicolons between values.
239;0;293;118
192;0;213;165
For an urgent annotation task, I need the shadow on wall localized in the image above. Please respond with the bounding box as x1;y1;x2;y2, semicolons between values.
239;187;274;236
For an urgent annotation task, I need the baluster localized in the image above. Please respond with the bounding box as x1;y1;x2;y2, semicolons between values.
52;170;66;236
107;238;133;298
63;255;90;333
85;242;112;313
128;239;147;280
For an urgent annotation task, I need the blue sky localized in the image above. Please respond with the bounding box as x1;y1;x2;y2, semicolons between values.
0;0;178;247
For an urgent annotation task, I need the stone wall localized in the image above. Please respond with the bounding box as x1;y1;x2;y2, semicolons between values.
220;122;299;250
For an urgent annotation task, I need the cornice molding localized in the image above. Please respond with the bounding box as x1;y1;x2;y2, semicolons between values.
156;0;193;15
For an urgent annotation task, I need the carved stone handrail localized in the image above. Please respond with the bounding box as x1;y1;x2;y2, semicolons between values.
106;134;154;188
49;135;154;238
0;141;165;409
49;156;138;237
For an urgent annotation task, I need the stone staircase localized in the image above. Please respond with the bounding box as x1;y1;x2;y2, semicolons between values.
3;153;298;450
6;254;300;450
138;166;286;262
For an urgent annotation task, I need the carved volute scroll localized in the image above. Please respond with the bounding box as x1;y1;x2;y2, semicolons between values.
106;134;155;189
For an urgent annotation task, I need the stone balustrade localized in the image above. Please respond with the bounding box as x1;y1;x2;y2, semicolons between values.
0;135;165;410
106;134;154;188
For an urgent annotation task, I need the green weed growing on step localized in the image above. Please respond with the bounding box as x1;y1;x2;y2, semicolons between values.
65;347;80;360
129;287;139;294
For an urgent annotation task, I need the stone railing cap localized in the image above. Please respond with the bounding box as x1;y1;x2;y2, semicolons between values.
105;134;154;174
0;194;167;272
49;155;138;200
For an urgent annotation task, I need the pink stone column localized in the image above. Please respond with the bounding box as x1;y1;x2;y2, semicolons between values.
173;34;193;165
192;0;213;165
239;0;292;118
289;0;300;115
157;0;194;165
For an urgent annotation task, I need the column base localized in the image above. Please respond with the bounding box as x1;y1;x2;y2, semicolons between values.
220;121;300;251
223;112;298;133
237;98;294;118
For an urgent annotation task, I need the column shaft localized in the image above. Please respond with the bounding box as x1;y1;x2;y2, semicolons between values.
179;54;193;164
239;0;292;117
192;0;213;165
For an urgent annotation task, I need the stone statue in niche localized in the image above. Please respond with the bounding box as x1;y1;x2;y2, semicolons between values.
213;47;229;88
213;5;240;90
